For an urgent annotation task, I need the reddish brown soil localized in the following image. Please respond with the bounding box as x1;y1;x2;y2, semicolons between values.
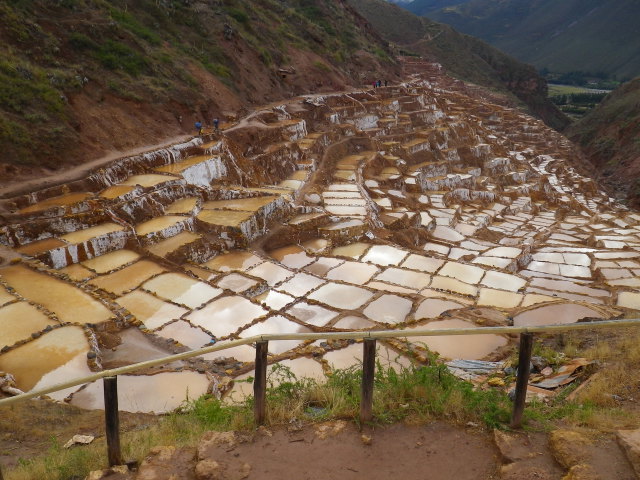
223;422;501;480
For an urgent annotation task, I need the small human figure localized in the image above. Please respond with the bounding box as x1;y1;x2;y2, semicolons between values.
377;79;382;88
372;81;376;89
384;79;388;87
195;120;202;135
213;118;219;132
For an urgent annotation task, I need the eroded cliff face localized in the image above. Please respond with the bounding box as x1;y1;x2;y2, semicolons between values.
1;61;638;413
567;77;640;208
0;0;399;184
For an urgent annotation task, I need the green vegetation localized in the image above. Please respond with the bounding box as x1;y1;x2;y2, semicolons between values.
0;0;397;169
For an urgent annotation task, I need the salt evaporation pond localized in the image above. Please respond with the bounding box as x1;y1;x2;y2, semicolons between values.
2;68;639;414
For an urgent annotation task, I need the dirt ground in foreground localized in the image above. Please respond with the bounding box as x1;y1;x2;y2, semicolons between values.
215;422;502;480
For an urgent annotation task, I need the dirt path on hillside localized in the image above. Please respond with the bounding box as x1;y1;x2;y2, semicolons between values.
0;135;192;200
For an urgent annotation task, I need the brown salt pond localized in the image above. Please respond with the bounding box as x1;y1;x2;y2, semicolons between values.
69;371;210;413
81;249;141;274
136;215;189;237
202;196;277;211
165;197;199;214
269;245;315;269
15;238;67;256
60;223;126;245
216;273;260;293
0;285;15;306
0;326;90;392
331;242;371;259
100;328;180;369
0;302;58;348
147;231;202;258
142;272;223;309
203;251;264;272
18;192;91;215
120;174;178;188
375;268;431;290
513;303;606;327
116;290;188;330
401;319;507;360
88;260;167;296
1;265;113;323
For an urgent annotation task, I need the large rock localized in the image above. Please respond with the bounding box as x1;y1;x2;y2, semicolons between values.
562;464;599;480
617;429;640;477
136;445;197;480
548;430;592;469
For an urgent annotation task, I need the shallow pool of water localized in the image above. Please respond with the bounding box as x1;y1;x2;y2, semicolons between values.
361;245;408;266
19;192;91;215
120;174;178;188
61;223;126;245
330;242;370;259
308;282;374;310
0;302;58;349
155;320;211;349
117;290;188;330
514;303;605;327
374;268;431;290
239;315;312;354
287;302;339;327
70;371;209;413
277;273;325;297
326;261;378;284
414;298;464;320
203;251;263;272
402;319;507;360
89;260;167;296
2;265;113;323
16;238;67;256
187;296;268;338
0;325;89;391
363;294;413;324
269;245;315;269
143;272;223;309
82;250;141;274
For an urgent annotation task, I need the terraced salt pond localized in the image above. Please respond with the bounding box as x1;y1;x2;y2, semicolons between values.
1;63;638;412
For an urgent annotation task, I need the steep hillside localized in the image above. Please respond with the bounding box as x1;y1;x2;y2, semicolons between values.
0;0;398;185
567;77;640;207
419;0;640;80
348;0;568;130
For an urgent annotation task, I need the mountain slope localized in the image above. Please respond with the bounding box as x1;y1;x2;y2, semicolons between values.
420;0;640;80
567;77;640;207
0;0;398;182
348;0;568;130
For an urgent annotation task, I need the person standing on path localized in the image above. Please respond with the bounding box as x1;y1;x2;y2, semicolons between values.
195;120;202;135
213;118;219;132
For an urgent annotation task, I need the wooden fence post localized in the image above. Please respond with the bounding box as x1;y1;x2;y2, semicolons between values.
360;338;376;424
103;376;124;466
254;341;268;425
510;332;534;428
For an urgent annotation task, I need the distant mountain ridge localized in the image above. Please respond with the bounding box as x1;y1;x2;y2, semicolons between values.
567;76;640;207
403;0;640;80
349;0;568;130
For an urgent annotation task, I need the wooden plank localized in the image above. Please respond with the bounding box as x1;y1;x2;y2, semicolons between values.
510;332;534;429
360;339;376;424
254;341;268;425
103;376;124;466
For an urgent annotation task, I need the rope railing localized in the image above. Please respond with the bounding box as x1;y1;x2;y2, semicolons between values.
1;318;639;469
